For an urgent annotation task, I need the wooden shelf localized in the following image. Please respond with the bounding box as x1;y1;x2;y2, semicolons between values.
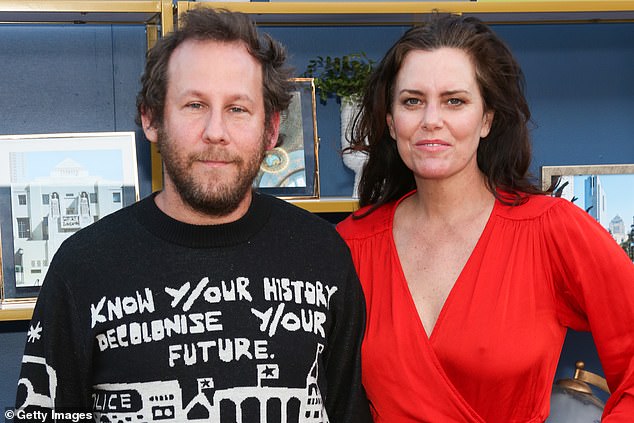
0;304;34;322
179;1;634;25
0;0;164;24
290;196;359;213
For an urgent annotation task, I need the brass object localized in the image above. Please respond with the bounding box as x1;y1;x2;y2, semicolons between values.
555;361;610;395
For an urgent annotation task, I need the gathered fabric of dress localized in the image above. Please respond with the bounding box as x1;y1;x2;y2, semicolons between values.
337;191;634;423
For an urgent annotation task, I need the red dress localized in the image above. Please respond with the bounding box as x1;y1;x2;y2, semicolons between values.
337;192;634;422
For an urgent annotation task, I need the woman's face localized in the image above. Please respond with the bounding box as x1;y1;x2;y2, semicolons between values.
387;47;493;183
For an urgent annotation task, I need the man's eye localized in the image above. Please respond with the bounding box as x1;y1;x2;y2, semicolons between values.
230;106;246;113
187;103;203;110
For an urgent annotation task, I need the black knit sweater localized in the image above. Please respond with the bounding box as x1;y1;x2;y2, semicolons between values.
16;192;371;422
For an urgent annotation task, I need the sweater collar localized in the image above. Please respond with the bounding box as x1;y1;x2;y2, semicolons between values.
134;191;272;248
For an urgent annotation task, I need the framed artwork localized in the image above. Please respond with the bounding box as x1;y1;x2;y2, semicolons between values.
542;164;634;257
254;77;320;199
0;132;139;304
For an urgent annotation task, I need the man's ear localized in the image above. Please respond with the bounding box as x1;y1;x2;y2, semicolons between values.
265;112;281;151
141;111;159;143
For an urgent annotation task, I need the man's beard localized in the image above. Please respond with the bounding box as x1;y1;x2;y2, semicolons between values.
157;127;267;217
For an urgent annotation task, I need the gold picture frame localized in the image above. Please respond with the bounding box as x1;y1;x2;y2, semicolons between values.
253;78;320;199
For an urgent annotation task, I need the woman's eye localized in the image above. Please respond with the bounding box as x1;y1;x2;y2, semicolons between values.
404;98;421;106
447;98;464;106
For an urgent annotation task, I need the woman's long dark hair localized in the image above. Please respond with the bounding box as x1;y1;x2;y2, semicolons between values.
349;15;544;214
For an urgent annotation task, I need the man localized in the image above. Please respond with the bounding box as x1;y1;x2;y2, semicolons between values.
16;8;370;422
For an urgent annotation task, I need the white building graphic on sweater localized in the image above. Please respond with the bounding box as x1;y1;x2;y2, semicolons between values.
91;344;329;422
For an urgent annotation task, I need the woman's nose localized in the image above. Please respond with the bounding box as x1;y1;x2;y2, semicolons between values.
421;102;442;130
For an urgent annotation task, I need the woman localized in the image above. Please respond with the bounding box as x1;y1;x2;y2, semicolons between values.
337;15;634;422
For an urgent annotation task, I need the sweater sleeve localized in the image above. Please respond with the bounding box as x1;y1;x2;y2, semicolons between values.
545;200;634;421
15;265;92;419
323;255;372;423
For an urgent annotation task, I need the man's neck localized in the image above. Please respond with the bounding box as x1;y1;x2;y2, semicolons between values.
154;189;253;226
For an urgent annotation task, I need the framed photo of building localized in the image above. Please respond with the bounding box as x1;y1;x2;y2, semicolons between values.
253;78;320;199
0;132;138;304
542;164;634;260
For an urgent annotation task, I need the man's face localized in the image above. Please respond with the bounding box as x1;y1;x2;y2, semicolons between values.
143;39;279;219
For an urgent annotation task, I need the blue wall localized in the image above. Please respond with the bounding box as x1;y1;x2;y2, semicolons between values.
0;24;151;194
2;20;633;409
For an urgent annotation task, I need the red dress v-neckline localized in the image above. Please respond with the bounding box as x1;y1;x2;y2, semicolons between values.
389;191;498;342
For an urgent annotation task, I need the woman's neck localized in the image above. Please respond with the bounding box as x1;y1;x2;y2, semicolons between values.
407;172;494;224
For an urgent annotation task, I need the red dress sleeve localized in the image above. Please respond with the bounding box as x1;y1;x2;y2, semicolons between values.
543;199;634;420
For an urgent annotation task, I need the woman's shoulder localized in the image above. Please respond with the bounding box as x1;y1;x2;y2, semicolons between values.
496;193;567;217
337;202;395;241
496;193;591;224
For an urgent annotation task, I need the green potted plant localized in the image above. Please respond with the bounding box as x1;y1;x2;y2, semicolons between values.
302;52;375;198
302;52;375;104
